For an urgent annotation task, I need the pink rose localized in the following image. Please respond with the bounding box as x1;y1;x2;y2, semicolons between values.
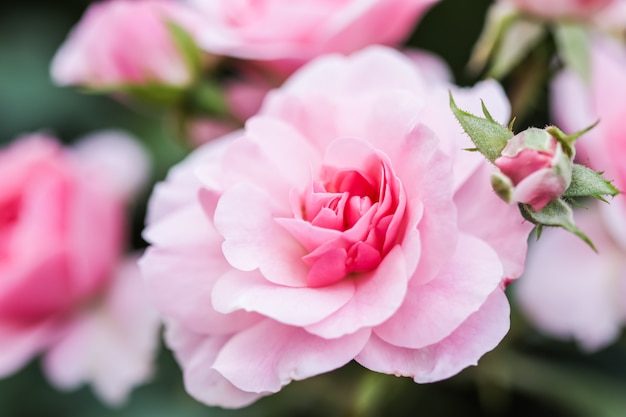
492;128;573;211
0;133;159;405
191;0;439;74
515;202;626;350
140;46;531;408
51;0;203;88
498;0;614;19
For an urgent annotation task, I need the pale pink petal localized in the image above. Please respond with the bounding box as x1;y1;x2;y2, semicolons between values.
212;319;371;393
455;163;532;280
357;289;509;382
164;322;264;408
74;130;151;201
219;117;321;201
403;48;453;85
147;133;234;225
275;46;427;97
141;205;261;335
305;246;409;338
0;320;58;377
395;125;458;286
43;257;161;405
211;269;354;327
375;234;503;349
141;246;261;335
214;183;309;286
515;206;626;350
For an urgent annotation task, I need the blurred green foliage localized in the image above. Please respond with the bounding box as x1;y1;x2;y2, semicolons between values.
1;1;625;416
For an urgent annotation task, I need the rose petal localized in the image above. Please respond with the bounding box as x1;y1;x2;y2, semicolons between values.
357;289;509;382
455;163;532;280
211;269;354;327
375;234;503;349
213;319;371;393
165;322;264;408
215;183;310;287
305;246;409;338
0;319;57;377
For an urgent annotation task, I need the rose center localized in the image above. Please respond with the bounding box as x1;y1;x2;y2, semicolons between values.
281;151;406;287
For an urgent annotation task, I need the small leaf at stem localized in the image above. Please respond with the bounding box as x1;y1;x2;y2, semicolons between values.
520;199;596;251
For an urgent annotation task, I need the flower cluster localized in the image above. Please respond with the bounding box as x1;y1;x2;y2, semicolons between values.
2;0;625;414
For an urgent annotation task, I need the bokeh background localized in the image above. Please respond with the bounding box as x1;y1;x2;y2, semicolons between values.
2;0;626;416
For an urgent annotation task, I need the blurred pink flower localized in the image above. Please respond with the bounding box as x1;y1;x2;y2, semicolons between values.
191;0;440;75
0;133;159;405
140;46;531;408
492;129;573;211
498;0;615;19
552;36;626;193
515;203;626;350
51;0;203;88
516;35;626;351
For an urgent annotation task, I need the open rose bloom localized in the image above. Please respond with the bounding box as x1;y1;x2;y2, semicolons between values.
0;134;160;405
140;46;531;408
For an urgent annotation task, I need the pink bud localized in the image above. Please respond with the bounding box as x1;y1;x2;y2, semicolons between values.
492;128;573;210
51;0;203;89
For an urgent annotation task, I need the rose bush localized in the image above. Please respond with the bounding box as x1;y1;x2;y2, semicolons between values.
51;0;203;89
0;133;160;405
140;46;532;408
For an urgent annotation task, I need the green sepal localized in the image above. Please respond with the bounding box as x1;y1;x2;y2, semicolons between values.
449;93;514;163
189;80;229;117
81;82;186;105
520;199;596;251
564;164;620;201
547;122;598;158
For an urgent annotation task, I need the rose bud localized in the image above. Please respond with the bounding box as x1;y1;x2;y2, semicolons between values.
491;127;573;211
51;0;203;91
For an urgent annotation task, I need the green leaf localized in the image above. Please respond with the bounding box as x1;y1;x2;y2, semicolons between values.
554;21;591;83
190;80;229;117
449;93;514;163
82;82;186;105
520;199;596;251
487;18;546;79
166;20;203;81
564;164;620;201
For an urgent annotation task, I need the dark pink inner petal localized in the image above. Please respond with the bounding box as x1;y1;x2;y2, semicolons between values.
495;149;553;186
279;146;406;288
